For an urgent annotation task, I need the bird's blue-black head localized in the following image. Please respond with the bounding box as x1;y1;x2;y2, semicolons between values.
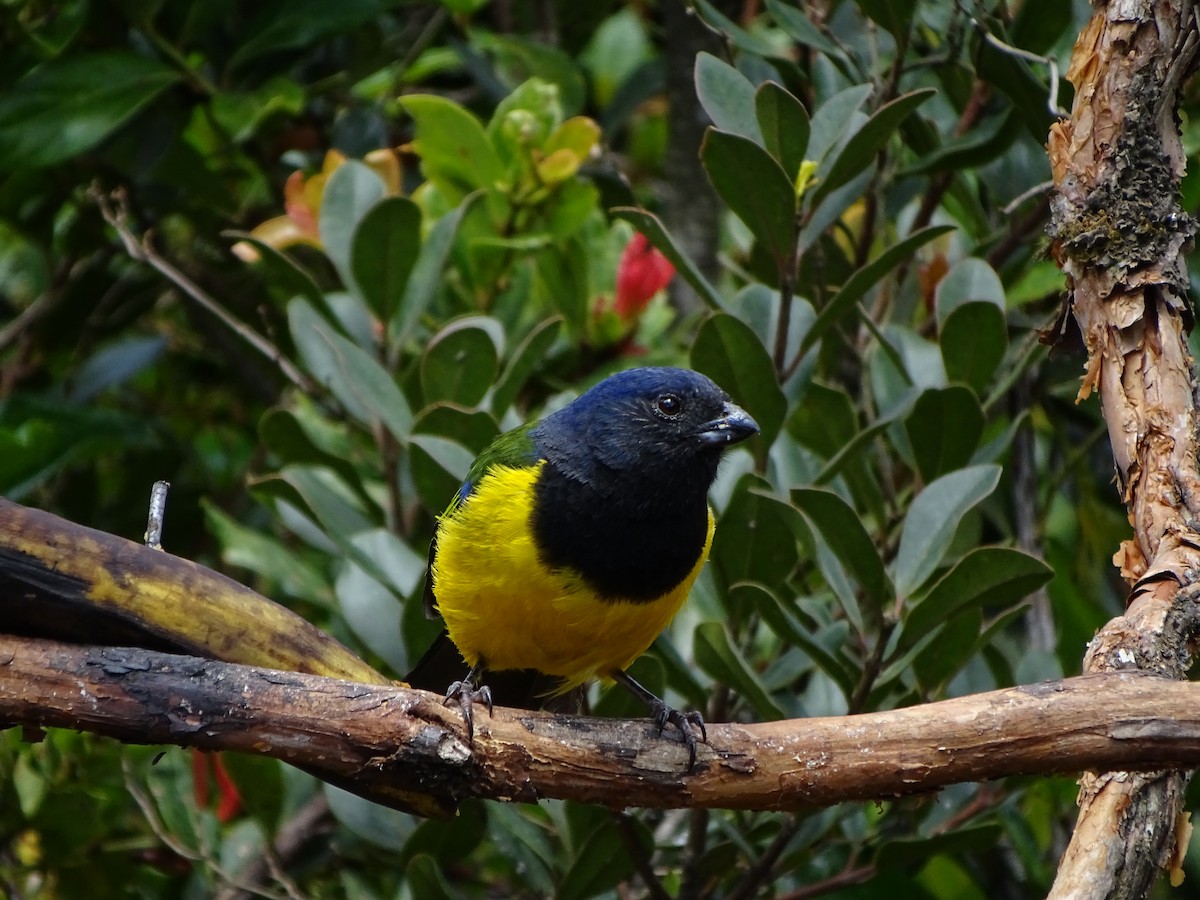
530;367;759;601
532;366;759;491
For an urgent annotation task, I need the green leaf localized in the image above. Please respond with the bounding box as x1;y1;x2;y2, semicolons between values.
792;487;893;623
743;584;857;699
764;0;846;60
350;196;422;321
402;800;488;868
388;193;481;353
711;476;799;591
807;84;872;162
875;825;1003;873
701;128;797;269
67;335;166;403
399;94;503;197
318;162;387;297
288;299;413;441
858;0;918;40
899;108;1016;176
695;52;763;143
581;7;654;107
611;207;725;310
258;407;369;507
336;560;407;674
492;317;562;415
812;418;892;488
691;313;786;449
230;0;396;67
413;404;499;455
409;405;498;511
533;240;590;335
409;434;477;511
420;316;504;407
755;81;810;178
892;464;1001;596
13;754;46;817
558;818;648;900
694;622;785;720
1006;259;1066;307
325;785;417;852
912;606;984;691
480;36;587;117
485;805;557;895
799;225;955;358
788;382;856;458
257;465;374;542
935;258;1006;324
203;500;333;606
0;51;180;169
809;89;935;206
941;302;1009;396
694;0;781;57
901;547;1052;647
210;76;305;142
219;755;285;832
905;386;985;482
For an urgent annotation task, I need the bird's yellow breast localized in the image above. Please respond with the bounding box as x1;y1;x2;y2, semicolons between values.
430;462;714;693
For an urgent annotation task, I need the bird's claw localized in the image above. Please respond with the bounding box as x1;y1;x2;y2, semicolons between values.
444;680;493;740
650;700;707;770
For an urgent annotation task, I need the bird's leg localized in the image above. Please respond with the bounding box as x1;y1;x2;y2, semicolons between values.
611;669;707;770
444;662;494;740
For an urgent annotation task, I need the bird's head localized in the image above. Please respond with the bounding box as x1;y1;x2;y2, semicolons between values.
535;367;759;489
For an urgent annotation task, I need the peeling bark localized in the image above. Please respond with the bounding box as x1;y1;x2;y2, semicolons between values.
1046;0;1200;896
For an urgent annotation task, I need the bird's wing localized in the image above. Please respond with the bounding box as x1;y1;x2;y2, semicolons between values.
421;423;541;617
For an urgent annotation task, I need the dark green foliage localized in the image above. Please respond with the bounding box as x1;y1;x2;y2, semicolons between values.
6;0;1195;898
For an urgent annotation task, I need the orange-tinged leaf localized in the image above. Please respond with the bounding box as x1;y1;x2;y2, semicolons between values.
321;148;347;174
235;217;322;260
365;148;403;195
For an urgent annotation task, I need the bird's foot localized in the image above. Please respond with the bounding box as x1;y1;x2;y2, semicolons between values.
649;699;707;770
443;679;493;740
611;669;707;770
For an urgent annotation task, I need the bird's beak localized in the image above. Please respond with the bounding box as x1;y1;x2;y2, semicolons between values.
696;401;759;446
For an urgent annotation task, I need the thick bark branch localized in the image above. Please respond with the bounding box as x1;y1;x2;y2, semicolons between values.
5;634;1200;818
1047;0;1200;896
0;496;383;684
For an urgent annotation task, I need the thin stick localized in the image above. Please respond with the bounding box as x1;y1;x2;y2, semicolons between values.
91;186;312;393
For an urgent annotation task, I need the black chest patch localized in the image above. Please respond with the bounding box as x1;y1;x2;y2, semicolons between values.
530;461;710;603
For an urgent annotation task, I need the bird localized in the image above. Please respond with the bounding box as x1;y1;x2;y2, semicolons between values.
407;366;759;766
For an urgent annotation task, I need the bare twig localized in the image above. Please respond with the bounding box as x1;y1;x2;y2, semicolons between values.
122;757;291;900
90;186;312;393
972;20;1068;117
144;480;170;551
216;794;331;900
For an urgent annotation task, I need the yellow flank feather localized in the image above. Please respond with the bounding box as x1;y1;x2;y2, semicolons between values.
431;462;714;694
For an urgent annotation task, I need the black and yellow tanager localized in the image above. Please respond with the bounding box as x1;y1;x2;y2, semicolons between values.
409;366;759;764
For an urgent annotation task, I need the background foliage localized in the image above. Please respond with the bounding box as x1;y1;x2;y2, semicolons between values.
2;0;1196;897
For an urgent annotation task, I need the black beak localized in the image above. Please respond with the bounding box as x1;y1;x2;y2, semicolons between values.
696;401;759;447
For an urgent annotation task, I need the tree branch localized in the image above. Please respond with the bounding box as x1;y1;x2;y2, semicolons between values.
1047;0;1200;895
5;635;1200;818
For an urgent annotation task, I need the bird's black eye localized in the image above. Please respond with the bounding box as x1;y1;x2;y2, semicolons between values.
655;394;683;417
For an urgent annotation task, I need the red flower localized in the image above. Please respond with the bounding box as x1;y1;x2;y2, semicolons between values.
192;750;243;823
615;233;674;320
